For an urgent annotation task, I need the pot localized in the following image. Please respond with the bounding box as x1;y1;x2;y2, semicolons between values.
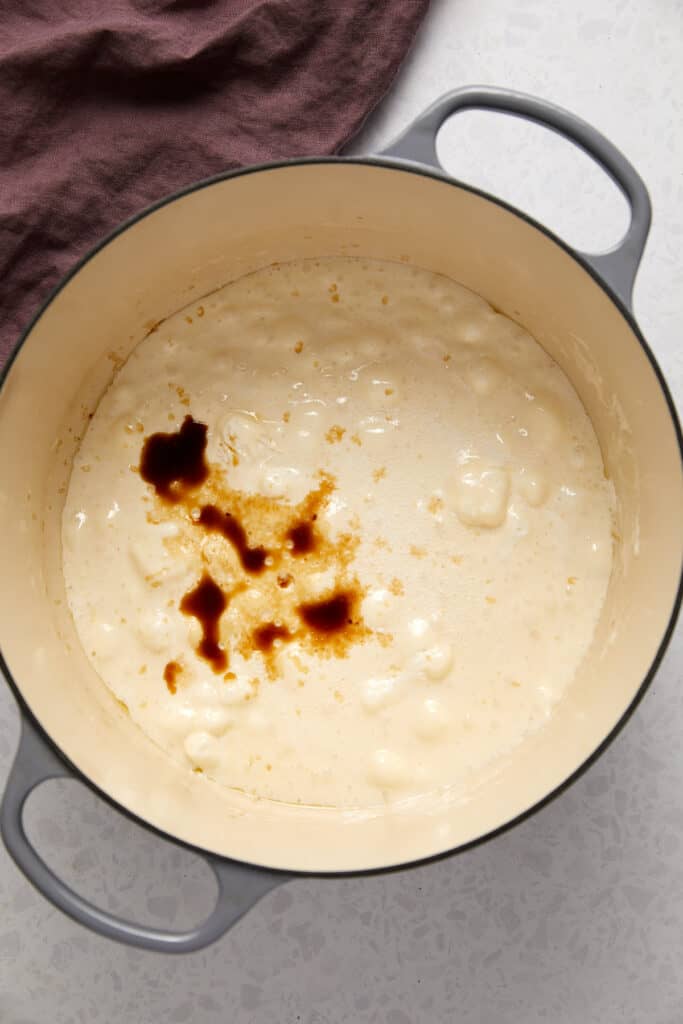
1;86;682;953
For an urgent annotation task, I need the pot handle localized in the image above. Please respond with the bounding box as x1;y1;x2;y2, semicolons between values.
0;716;288;953
377;85;652;310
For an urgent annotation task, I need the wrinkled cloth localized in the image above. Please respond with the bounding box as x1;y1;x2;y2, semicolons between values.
0;0;429;366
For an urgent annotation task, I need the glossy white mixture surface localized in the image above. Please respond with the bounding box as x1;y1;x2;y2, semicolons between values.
62;258;614;808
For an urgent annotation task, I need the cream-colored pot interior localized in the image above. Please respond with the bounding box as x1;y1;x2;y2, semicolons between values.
1;162;681;873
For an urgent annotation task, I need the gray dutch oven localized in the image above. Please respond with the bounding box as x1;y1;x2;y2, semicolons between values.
1;87;682;953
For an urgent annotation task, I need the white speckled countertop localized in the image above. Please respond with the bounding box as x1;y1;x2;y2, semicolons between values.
1;1;682;1021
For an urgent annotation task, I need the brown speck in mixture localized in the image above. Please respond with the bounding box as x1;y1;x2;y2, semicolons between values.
224;670;236;681
567;576;577;585
381;295;389;305
116;698;129;714
277;573;293;589
298;592;351;632
389;577;404;597
410;545;426;559
330;293;340;303
192;766;203;774
294;340;304;354
295;589;368;657
326;425;345;444
291;289;300;297
180;572;229;672
328;282;338;293
252;622;293;653
443;354;451;363
428;495;444;515
351;433;362;447
225;442;239;468
196;306;205;317
451;554;463;566
283;411;291;423
163;660;181;694
140;415;208;502
139;664;147;675
185;315;193;324
196;504;269;573
286;520;316;555
384;388;394;396
372;467;386;484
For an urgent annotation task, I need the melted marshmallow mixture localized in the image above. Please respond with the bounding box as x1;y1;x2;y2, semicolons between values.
63;258;615;808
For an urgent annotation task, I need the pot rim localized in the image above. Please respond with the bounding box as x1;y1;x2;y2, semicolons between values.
1;154;682;878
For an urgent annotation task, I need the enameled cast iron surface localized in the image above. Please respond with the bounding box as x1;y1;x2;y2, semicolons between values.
1;88;681;952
